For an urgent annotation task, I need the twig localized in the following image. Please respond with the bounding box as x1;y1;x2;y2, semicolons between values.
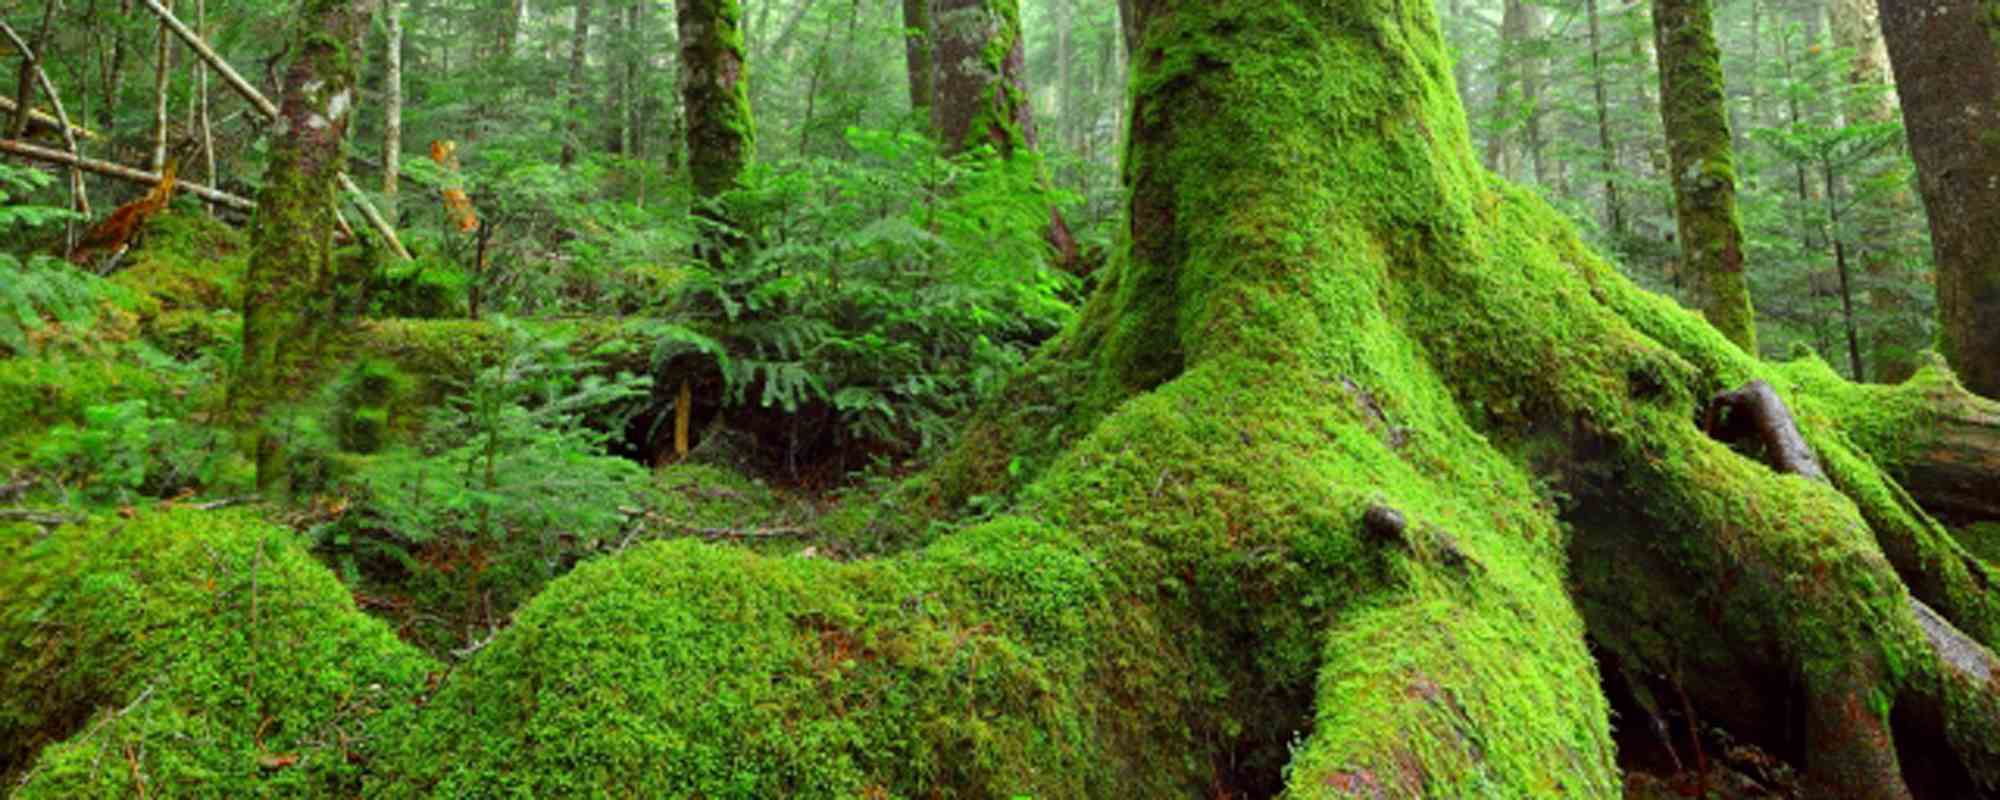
0;508;83;527
677;519;815;541
0;17;91;226
451;627;500;660
189;495;257;511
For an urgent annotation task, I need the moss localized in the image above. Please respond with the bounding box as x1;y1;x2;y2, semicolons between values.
679;0;755;201
0;355;166;447
1652;0;1756;353
0;509;434;793
370;522;1112;798
1959;523;2000;567
112;209;247;314
144;308;240;361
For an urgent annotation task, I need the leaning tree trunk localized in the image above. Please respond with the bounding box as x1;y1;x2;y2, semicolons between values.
930;0;1080;271
1653;0;1757;353
1881;0;2000;399
233;0;373;492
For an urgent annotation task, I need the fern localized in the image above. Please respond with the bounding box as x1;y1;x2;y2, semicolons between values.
0;253;133;355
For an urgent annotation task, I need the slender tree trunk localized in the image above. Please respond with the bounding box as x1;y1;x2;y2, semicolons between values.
150;0;173;171
604;0;626;154
1652;0;1756;352
235;0;376;492
560;0;593;167
1880;0;2000;398
901;0;932;118
193;0;214;201
1519;0;1552;187
383;0;402;218
1831;0;1917;382
1588;0;1624;236
678;0;755;264
931;0;1079;270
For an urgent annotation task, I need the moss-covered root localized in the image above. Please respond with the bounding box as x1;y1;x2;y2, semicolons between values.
0;509;435;795
1282;579;1617;797
370;523;1124;798
1616;420;2000;795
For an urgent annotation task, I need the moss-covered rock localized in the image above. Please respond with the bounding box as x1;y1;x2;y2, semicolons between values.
0;509;435;794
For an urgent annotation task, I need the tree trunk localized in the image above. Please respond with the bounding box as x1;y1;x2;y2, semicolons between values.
1652;0;1757;352
1880;0;2000;399
372;2;2000;796
678;0;754;263
1588;0;1625;237
930;0;1079;271
150;0;173;172
560;0;593;167
234;0;375;492
383;0;402;218
901;0;931;118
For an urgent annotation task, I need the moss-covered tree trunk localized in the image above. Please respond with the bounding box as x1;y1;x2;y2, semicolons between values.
677;0;753;264
234;0;373;492
1881;0;2000;399
1652;0;1756;353
930;0;1080;270
28;0;2000;797
404;0;2000;796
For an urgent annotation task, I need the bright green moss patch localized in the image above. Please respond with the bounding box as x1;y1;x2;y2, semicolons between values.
370;523;1111;798
0;355;166;445
112;209;247;313
1959;523;2000;566
0;509;435;794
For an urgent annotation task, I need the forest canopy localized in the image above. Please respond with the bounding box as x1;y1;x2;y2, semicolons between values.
3;0;2000;797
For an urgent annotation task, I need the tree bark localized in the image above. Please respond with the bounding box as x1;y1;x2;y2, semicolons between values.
1880;0;2000;399
1653;0;1757;352
234;0;375;492
150;0;173;172
678;0;754;265
1588;0;1624;236
560;0;593;167
383;0;402;218
901;0;931;118
930;0;1079;271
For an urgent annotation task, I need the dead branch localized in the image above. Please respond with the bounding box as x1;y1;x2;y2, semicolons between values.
0;138;251;211
0;508;84;528
136;0;411;261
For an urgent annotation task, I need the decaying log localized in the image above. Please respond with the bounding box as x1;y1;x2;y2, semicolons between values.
0;137;251;211
137;0;412;261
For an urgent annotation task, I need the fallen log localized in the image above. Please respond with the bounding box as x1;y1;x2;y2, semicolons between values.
0;138;251;211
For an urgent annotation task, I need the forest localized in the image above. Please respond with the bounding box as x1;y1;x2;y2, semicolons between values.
2;0;2000;796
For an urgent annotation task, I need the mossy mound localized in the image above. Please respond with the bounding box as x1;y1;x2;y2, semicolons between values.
0;509;436;795
370;521;1111;798
112;209;247;314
